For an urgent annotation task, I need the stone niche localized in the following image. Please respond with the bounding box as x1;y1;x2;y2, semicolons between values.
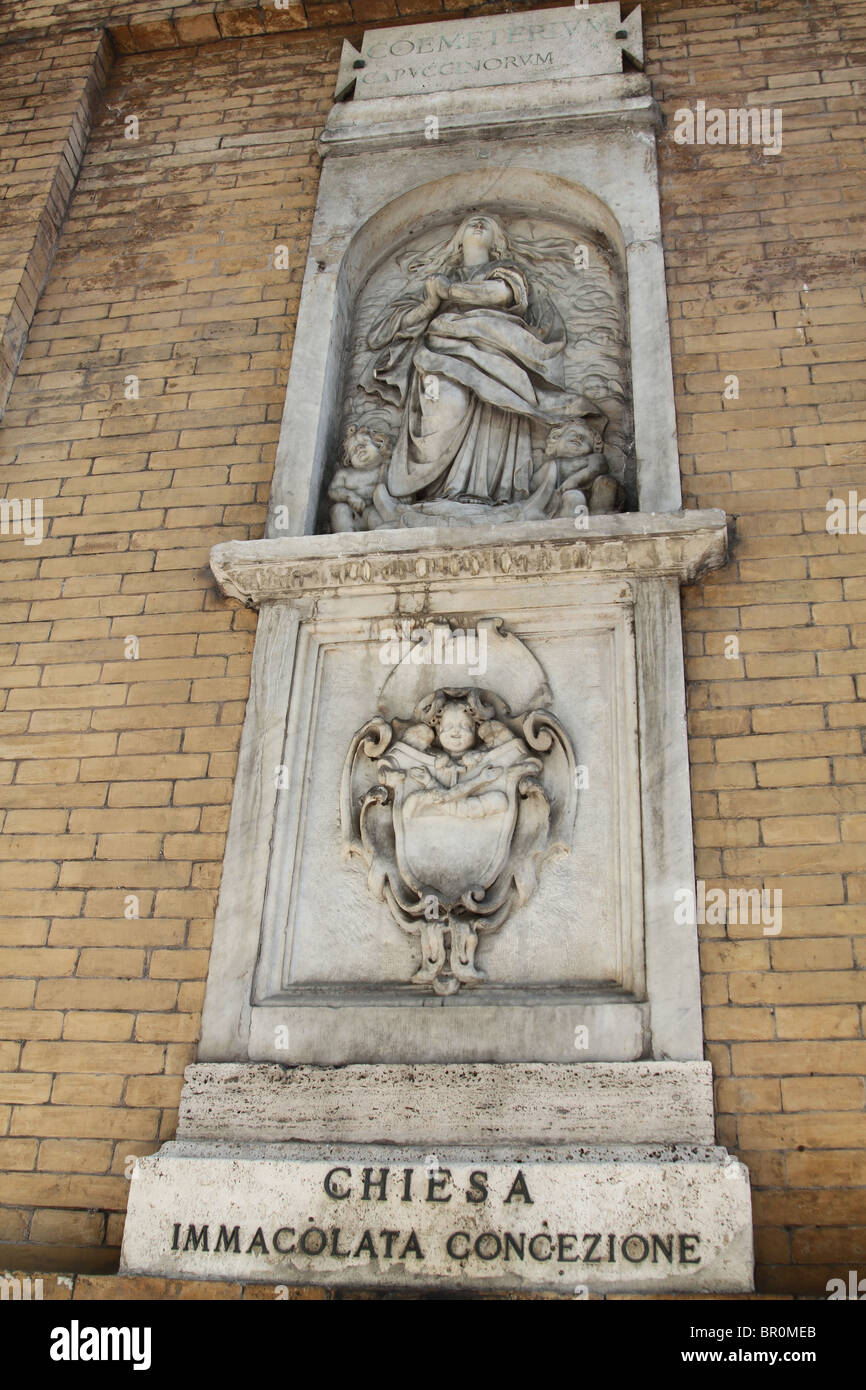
121;4;754;1294
325;199;635;531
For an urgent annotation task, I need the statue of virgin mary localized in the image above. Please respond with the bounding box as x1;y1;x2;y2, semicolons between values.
360;213;604;515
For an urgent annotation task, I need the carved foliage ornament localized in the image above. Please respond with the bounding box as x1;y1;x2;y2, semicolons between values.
341;683;577;994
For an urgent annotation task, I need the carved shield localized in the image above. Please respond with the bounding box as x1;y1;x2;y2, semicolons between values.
386;749;534;905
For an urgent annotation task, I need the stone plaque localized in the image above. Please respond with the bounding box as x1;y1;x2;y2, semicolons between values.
335;4;643;101
123;1142;752;1293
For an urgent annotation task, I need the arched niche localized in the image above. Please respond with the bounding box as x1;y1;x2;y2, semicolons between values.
315;169;635;532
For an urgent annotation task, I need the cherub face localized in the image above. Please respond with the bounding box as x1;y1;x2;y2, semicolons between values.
345;428;385;469
544;423;600;458
437;703;476;755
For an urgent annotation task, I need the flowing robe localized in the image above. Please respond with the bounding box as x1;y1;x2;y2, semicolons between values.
362;260;568;504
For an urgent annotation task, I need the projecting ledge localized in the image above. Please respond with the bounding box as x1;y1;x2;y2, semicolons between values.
178;1060;716;1146
209;509;728;608
319;75;658;156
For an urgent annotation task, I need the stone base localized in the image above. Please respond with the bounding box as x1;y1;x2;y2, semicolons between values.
120;1140;753;1294
177;1060;717;1146
124;1062;754;1293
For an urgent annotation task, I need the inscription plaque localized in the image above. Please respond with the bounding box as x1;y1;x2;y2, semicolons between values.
123;1142;753;1293
335;4;644;101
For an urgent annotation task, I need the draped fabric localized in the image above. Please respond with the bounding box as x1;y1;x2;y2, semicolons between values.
361;261;569;503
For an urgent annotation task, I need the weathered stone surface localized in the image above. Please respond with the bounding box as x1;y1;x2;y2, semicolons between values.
270;94;680;535
178;1061;717;1146
328;209;631;531
320;75;657;156
121;1140;753;1293
200;522;723;1067
340;638;580;996
246;1002;648;1066
199;563;654;1064
210;511;729;607
335;5;644;101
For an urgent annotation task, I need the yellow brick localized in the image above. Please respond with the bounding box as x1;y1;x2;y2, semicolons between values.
694;819;759;847
58;862;189;888
781;1077;865;1111
0;1210;30;1241
0;1073;52;1104
16;1102;156;1139
761;815;840;844
0;982;36;1007
124;1075;184;1108
701;974;728;1006
149;949;210;980
69;808;197;833
37;1139;113;1173
700;941;770;972
75;950;146;978
751;706;827;733
177;982;205;1012
775;1005;860;1038
731;971;866;1006
48;919;185;948
703;1007;774;1040
0;948;77;977
134;1013;198;1043
62;1011;134;1041
0;1009;62;1039
771;939;853;970
740;1114;866;1151
716;1078;781;1114
30;1209;105;1245
0;1172;129;1209
81;890;155;917
50;1076;124;1107
77;753;208;781
786;1150;864;1187
162;834;224;860
731;1041;866;1075
164;1043;196;1075
3;810;69;832
21;1042;166;1074
94;835;164;859
35;979;177;1011
0;1138;38;1171
107;783;172;807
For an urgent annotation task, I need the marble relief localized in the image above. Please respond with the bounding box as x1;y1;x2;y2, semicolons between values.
341;623;577;995
327;212;632;532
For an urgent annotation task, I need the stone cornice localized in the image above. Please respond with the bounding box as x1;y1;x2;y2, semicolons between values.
210;510;728;606
320;74;658;156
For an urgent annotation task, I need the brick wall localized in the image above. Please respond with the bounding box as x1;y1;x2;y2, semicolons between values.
0;0;863;1294
0;29;111;416
0;16;338;1274
650;0;866;1294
